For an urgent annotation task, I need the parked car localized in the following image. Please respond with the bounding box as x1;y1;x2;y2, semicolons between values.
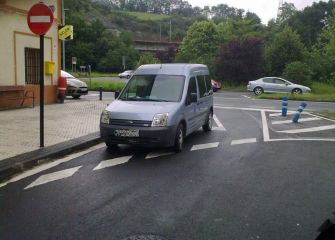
61;70;88;99
211;79;221;92
118;70;134;79
247;77;311;95
100;64;214;152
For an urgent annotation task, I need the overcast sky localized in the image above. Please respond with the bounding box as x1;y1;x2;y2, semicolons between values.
187;0;325;23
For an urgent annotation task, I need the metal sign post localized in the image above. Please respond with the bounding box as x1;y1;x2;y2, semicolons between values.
27;3;54;148
40;35;45;147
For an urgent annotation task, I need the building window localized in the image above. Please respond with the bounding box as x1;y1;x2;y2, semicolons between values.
25;48;40;84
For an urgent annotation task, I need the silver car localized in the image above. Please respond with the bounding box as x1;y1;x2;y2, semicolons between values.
61;70;88;99
247;77;311;95
100;64;214;152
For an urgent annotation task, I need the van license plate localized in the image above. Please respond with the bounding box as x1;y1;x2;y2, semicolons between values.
114;129;139;137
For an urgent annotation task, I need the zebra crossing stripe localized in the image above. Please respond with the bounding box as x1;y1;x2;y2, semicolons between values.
24;166;82;190
190;142;220;151
93;156;133;170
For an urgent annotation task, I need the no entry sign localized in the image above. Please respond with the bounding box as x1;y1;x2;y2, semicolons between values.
27;3;54;35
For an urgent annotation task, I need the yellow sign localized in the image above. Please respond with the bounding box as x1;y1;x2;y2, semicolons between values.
59;25;73;40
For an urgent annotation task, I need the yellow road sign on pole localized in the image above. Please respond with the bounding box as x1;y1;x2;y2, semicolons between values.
59;25;73;40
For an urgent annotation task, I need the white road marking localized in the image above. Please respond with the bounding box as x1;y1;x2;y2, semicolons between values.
307;113;335;123
277;125;335;134
272;117;320;125
93;155;132;170
0;143;105;189
242;95;251;99
213;114;226;131
212;127;226;131
231;138;257;145
24;166;82;190
215;105;278;112
190;142;220;151
268;138;335;142
261;110;270;142
269;112;295;117
145;152;174;159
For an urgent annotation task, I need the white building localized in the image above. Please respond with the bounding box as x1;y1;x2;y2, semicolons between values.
0;0;62;108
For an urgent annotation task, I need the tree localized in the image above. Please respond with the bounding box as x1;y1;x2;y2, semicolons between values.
136;52;160;68
265;26;306;76
277;2;297;24
307;9;335;84
282;61;312;85
286;0;335;47
217;19;264;43
175;21;219;71
155;45;178;63
214;37;264;85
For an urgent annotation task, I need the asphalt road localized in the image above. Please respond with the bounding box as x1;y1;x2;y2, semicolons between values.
1;93;335;240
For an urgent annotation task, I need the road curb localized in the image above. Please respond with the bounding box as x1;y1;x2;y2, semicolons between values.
0;132;102;183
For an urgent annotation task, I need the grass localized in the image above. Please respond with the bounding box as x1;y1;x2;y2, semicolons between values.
83;80;126;92
124;11;170;21
325;112;335;120
256;82;335;102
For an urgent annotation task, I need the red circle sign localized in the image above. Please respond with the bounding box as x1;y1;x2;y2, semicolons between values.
27;3;54;35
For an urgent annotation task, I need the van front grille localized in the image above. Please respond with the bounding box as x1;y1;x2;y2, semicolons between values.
109;119;152;127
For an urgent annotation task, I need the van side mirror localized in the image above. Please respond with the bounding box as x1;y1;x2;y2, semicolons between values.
190;92;197;103
114;91;120;99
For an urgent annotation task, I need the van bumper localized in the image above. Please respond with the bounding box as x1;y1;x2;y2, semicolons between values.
100;124;177;147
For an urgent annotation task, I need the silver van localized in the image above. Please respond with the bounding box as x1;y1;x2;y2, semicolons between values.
100;64;214;152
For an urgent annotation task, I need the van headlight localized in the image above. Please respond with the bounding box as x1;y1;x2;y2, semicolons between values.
152;113;168;127
100;110;110;124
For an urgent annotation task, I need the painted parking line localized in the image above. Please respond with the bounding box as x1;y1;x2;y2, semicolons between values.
269;112;295;117
24;166;82;190
0;143;105;189
277;125;335;134
231;138;257;145
213;114;227;131
261;110;270;142
190;142;220;151
272;117;320;125
145;152;174;159
93;155;133;170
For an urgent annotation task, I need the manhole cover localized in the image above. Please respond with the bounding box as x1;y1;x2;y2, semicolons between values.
121;234;167;240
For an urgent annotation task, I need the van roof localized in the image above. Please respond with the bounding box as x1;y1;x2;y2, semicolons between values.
135;64;209;76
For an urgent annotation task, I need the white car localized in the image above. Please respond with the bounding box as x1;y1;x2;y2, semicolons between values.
118;70;134;79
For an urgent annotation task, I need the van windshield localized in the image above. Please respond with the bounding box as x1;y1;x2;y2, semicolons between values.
119;75;185;102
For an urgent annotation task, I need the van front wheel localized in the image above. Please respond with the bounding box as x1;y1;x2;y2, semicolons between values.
174;124;184;152
203;111;213;132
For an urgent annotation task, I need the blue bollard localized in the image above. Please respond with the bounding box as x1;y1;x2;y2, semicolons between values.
281;96;288;116
292;102;307;123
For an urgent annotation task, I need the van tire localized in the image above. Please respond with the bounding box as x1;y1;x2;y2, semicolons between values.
72;95;81;99
174;124;184;152
105;141;117;149
203;111;213;132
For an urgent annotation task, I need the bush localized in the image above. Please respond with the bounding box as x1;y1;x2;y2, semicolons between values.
282;61;312;85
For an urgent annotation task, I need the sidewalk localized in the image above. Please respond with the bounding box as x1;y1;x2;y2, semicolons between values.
0;94;111;162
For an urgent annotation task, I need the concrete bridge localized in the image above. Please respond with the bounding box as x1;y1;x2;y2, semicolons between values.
134;40;181;52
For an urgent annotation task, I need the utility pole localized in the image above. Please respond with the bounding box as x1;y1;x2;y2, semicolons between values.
169;20;172;42
159;23;162;41
61;0;68;71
